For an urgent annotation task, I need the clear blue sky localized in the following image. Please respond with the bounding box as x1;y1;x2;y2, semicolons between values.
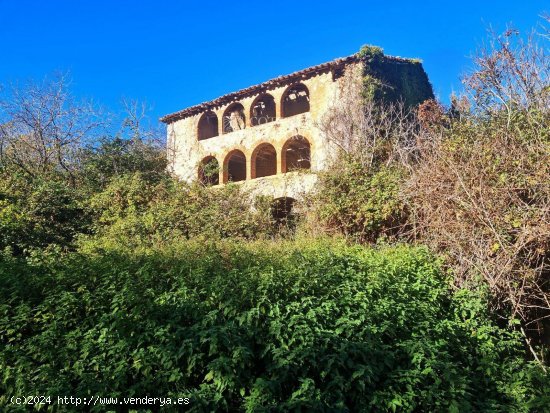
1;0;547;123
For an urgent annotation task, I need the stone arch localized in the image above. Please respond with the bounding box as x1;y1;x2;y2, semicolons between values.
198;156;220;186
282;135;311;172
197;111;219;140
271;197;296;223
281;83;310;118
250;94;276;126
223;149;247;183
251;143;277;179
222;103;246;134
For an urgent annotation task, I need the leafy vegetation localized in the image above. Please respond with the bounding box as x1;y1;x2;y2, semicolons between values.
313;160;405;243
82;174;275;252
313;24;550;366
1;241;548;412
358;44;434;107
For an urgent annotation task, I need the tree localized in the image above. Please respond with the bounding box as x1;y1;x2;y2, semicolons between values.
80;98;167;189
0;73;103;181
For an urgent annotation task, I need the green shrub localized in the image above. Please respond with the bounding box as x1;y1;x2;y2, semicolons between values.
81;172;277;251
312;159;406;243
0;173;89;253
358;44;433;107
80;136;168;191
0;241;546;411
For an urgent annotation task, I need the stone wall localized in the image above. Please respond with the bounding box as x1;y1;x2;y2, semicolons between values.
166;62;363;200
164;52;433;201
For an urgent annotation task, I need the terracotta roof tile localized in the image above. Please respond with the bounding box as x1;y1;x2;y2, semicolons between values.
160;53;410;124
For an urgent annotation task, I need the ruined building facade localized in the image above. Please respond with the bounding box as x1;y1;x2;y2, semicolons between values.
161;50;432;202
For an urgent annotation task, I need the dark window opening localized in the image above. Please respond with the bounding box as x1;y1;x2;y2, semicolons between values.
271;197;296;229
223;103;246;133
282;84;310;117
198;111;219;140
198;156;219;186
252;143;277;178
251;94;276;126
283;136;311;172
224;150;247;182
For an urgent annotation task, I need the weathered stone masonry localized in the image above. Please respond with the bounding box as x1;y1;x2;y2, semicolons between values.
161;51;432;201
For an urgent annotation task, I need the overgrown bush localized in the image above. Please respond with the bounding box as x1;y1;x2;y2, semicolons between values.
407;26;550;361
408;110;550;360
1;241;547;412
80;172;278;251
0;171;89;253
314;26;550;363
312;159;406;243
80;135;168;192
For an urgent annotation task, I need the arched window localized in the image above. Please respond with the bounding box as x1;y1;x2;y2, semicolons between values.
198;156;219;186
251;143;277;178
223;150;247;183
271;197;295;224
250;94;276;126
222;103;246;134
282;84;310;117
282;136;311;172
198;111;219;140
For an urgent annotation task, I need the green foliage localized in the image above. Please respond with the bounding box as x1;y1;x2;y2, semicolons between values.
358;45;385;62
0;172;89;253
199;157;220;185
313;158;406;243
81;173;277;251
80;136;168;191
358;44;434;107
0;241;547;411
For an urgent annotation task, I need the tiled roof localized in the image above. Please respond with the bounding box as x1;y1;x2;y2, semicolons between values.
160;53;410;124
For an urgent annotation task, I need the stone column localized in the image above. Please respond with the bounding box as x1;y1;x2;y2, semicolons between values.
216;108;224;136
272;91;283;120
246;149;252;180
277;145;284;174
218;158;223;186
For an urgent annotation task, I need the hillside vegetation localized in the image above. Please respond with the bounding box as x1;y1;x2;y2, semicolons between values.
1;241;548;412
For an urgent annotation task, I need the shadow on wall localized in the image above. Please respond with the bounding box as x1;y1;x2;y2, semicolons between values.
282;84;310;117
224;150;247;182
198;111;219;140
283;136;311;172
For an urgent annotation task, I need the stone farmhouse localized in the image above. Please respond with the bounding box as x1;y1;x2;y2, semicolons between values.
161;49;432;211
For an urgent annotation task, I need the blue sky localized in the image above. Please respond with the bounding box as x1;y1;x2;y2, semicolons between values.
0;1;548;124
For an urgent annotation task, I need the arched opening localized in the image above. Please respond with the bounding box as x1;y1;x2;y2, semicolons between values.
282;136;311;172
271;197;296;229
251;143;277;178
224;150;247;183
197;111;219;140
222;103;246;134
282;84;310;117
250;94;276;126
198;156;219;186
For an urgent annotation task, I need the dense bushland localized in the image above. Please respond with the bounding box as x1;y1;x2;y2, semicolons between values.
0;78;277;254
312;25;550;364
1;241;548;412
82;174;276;251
